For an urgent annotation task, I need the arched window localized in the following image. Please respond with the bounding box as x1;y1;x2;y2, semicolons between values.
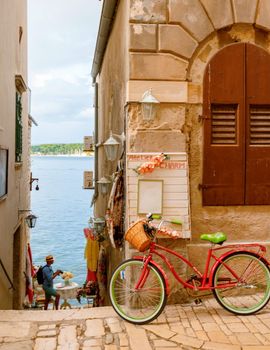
202;43;270;205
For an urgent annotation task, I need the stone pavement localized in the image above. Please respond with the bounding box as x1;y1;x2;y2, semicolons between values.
1;298;270;350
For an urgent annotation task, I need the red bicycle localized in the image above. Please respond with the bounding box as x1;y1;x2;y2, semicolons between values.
109;214;270;324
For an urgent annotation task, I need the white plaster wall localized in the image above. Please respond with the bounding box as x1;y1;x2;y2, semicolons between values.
94;0;130;299
0;0;29;309
95;0;130;217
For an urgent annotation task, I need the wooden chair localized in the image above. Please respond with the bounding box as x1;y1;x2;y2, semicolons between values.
35;295;55;310
86;295;97;307
33;279;55;309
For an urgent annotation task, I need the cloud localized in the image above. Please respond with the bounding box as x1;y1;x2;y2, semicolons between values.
31;118;95;145
76;107;95;120
31;63;91;88
28;0;102;143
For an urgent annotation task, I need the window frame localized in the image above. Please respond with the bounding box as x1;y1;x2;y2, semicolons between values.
15;91;23;163
0;147;9;199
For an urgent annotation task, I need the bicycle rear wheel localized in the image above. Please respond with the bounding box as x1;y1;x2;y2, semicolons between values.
109;258;167;324
213;252;270;315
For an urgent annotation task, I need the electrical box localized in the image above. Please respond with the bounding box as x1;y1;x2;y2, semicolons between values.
83;171;93;189
84;136;93;151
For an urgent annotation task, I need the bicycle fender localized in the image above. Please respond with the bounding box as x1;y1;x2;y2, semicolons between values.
209;250;269;286
133;256;170;295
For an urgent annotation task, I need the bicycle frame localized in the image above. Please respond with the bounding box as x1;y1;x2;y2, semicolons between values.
134;241;269;295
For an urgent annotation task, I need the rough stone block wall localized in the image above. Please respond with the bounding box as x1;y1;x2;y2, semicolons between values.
159;24;198;59
130;52;189;80
129;0;270;81
126;0;270;271
130;24;157;50
128;103;186;153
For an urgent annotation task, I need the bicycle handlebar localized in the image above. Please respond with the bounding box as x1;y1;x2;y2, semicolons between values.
146;213;182;225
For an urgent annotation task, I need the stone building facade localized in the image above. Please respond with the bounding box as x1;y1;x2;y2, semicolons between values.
0;0;31;309
92;0;270;302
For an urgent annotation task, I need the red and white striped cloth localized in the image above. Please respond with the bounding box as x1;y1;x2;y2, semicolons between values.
25;243;34;304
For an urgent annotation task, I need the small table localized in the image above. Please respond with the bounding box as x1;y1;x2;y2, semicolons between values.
55;282;79;309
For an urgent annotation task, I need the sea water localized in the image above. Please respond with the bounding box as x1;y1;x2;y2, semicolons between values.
30;156;94;301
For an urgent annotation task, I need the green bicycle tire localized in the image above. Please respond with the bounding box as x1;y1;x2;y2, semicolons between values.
212;251;270;315
109;258;167;324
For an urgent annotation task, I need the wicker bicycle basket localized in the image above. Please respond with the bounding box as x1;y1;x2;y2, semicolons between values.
125;220;151;252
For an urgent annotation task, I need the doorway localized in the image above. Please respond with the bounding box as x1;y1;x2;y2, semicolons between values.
13;225;23;309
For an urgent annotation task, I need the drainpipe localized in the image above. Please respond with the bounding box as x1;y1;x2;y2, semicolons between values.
91;80;99;207
0;258;15;290
90;0;119;207
91;0;119;80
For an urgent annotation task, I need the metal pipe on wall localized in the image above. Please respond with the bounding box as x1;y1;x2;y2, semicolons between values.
91;0;119;80
91;81;99;207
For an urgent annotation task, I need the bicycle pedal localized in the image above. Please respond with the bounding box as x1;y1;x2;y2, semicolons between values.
189;274;198;280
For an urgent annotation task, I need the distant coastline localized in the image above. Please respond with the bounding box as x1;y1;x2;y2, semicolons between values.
31;143;94;157
31;153;93;157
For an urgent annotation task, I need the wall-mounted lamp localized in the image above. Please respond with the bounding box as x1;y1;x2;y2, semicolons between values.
140;89;160;120
93;217;106;234
103;132;120;161
88;216;106;242
88;217;94;230
18;210;38;228
103;131;125;161
97;176;111;195
30;172;39;191
25;214;38;228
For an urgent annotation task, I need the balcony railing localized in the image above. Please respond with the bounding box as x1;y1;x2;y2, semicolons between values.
0;258;15;290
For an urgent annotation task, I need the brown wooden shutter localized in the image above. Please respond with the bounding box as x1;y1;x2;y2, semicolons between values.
245;44;270;204
202;44;245;205
211;104;237;144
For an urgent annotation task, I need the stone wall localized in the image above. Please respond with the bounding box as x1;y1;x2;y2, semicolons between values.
0;0;29;309
95;0;130;295
95;0;270;303
188;26;270;271
126;0;270;271
95;0;129;216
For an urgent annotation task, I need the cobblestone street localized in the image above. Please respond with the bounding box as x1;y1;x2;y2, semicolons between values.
1;298;270;349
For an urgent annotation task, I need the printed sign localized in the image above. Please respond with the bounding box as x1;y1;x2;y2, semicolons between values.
127;153;191;238
83;171;93;189
84;136;93;151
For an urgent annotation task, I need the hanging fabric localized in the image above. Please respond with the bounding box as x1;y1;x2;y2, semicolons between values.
27;243;36;277
97;246;107;306
106;169;124;248
84;228;99;282
25;243;34;304
86;269;97;282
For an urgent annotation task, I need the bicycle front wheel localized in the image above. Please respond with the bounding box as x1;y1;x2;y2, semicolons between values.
109;259;167;324
213;252;270;315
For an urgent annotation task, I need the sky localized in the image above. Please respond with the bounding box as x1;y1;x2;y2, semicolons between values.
28;0;102;145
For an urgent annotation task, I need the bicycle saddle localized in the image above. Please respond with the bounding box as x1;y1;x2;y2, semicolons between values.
200;232;227;244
